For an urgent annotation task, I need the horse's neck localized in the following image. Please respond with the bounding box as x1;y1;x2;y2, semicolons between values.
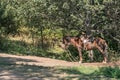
70;39;80;47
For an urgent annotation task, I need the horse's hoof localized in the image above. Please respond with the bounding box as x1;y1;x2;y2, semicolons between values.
79;61;82;64
102;61;107;63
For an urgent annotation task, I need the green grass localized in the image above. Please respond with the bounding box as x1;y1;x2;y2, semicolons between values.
60;66;120;79
60;66;99;75
0;37;77;61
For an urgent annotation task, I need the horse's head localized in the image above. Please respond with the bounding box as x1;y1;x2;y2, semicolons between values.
59;36;71;49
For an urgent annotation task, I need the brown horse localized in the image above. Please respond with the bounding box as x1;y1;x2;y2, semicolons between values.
60;35;108;63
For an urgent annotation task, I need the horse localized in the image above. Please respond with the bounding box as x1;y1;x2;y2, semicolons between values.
60;35;108;63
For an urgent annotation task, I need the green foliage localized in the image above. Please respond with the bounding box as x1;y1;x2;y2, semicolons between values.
61;66;120;79
0;0;119;61
100;66;120;78
0;38;28;54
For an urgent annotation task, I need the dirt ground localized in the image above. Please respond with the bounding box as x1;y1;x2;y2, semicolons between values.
0;53;120;80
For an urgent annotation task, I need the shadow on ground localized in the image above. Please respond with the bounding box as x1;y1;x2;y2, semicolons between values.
0;57;37;65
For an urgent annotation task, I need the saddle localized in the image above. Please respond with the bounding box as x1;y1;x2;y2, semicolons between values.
83;37;94;44
82;36;95;50
88;37;95;43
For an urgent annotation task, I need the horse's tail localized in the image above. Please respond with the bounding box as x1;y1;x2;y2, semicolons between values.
98;38;108;52
95;38;108;52
104;41;109;59
95;38;108;62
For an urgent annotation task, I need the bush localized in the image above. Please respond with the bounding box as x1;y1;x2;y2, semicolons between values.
100;66;120;79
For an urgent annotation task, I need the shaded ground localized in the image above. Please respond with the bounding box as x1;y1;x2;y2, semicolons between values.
0;53;120;80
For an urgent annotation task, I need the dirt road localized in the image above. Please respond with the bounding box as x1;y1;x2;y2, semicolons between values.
0;53;119;80
0;53;120;67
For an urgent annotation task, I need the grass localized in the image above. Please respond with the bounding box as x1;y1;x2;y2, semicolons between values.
60;66;99;75
60;66;120;79
0;36;77;61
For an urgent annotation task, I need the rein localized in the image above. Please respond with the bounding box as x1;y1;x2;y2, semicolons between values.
64;49;78;62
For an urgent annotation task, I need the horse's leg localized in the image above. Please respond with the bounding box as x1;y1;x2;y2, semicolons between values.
102;47;108;63
77;47;82;63
88;50;94;62
96;46;107;63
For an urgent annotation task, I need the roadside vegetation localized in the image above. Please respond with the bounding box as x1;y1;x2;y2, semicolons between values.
0;0;119;62
0;1;120;79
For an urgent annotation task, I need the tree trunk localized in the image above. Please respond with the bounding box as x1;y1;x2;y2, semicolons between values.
40;26;44;49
